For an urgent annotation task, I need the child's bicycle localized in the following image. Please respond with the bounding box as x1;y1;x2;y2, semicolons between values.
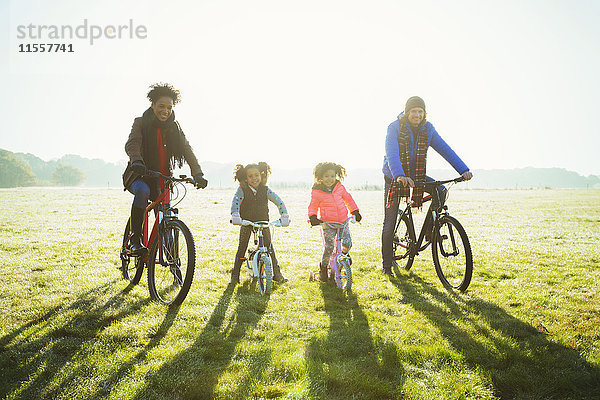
392;176;473;292
240;219;283;295
309;216;357;290
120;170;198;306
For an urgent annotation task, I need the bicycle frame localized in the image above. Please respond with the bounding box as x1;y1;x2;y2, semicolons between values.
323;217;355;277
241;220;280;278
394;177;463;259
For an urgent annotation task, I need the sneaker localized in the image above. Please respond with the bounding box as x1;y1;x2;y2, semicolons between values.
382;266;393;276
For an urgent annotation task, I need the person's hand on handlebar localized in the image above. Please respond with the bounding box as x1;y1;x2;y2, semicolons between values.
193;174;208;189
309;215;323;226
231;212;242;225
461;170;473;181
280;213;290;227
396;176;414;188
131;161;147;175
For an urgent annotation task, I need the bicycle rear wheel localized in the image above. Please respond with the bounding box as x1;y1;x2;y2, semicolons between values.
336;256;352;290
147;219;196;306
393;213;416;271
120;218;144;284
257;253;273;295
432;215;472;292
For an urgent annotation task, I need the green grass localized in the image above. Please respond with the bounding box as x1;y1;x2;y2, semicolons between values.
1;188;599;399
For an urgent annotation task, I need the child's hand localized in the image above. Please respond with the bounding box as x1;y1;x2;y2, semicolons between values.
280;214;290;227
231;212;242;225
351;210;362;222
309;215;323;226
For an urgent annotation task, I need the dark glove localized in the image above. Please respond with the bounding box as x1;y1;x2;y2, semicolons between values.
351;210;362;222
131;161;146;175
193;174;208;189
309;215;323;226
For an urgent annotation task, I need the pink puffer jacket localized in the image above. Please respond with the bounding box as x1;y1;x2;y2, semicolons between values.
308;181;358;223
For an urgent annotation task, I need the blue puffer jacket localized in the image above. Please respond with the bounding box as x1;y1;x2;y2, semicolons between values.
382;113;469;179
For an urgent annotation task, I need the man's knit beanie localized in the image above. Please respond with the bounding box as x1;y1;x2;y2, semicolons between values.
405;96;426;114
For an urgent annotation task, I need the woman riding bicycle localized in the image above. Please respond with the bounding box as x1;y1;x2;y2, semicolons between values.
381;96;472;276
122;83;208;256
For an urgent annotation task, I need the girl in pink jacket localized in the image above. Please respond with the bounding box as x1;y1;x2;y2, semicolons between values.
308;162;362;282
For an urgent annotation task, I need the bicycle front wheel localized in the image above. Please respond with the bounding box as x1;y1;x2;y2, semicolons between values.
432;215;472;292
147;219;196;306
336;256;352;290
257;253;273;295
120;218;144;284
393;213;416;271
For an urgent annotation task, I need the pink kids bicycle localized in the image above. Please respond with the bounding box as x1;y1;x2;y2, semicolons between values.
310;216;357;290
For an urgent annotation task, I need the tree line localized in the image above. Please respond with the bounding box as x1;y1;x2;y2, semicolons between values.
0;149;85;188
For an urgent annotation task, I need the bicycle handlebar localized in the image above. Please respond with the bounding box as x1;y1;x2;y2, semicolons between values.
415;176;465;188
320;215;357;229
144;170;197;186
241;219;283;228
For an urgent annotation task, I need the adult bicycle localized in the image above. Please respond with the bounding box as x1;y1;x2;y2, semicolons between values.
120;170;198;306
392;177;473;292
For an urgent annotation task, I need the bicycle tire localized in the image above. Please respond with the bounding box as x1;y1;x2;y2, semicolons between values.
257;253;273;295
120;218;144;284
147;219;196;306
336;256;352;290
432;215;472;292
393;213;416;271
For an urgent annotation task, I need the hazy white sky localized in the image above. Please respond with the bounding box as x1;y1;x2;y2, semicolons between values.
1;0;599;175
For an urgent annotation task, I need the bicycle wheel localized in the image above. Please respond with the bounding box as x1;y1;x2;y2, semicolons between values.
393;213;416;271
147;219;196;306
120;219;144;284
336;256;352;290
257;253;273;295
432;215;472;292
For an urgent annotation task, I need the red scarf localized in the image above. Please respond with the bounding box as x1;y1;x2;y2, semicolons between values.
386;122;428;208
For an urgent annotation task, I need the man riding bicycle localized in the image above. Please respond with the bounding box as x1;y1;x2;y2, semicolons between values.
122;83;208;256
381;96;473;276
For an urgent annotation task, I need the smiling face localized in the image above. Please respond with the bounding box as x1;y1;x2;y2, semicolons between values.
407;107;425;127
321;169;337;188
246;167;262;188
151;96;174;122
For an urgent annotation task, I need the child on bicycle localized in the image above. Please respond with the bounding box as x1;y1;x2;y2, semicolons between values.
230;162;290;285
308;162;362;282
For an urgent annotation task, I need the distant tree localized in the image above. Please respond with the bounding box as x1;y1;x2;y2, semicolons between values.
0;149;37;188
52;163;86;186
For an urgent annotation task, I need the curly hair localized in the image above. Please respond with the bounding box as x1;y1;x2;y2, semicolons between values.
147;82;181;104
234;162;271;185
313;162;346;183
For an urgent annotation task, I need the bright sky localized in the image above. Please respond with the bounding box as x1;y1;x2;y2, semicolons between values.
1;0;599;175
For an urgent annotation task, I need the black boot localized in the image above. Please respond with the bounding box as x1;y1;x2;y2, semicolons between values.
273;262;288;283
230;258;243;285
382;265;393;276
319;262;328;282
129;206;147;256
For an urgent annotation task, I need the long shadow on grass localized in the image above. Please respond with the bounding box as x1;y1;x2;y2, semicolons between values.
390;273;600;399
131;281;272;399
305;284;405;399
0;280;151;400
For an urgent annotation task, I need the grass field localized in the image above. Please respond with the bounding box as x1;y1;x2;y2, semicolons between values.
1;187;599;399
